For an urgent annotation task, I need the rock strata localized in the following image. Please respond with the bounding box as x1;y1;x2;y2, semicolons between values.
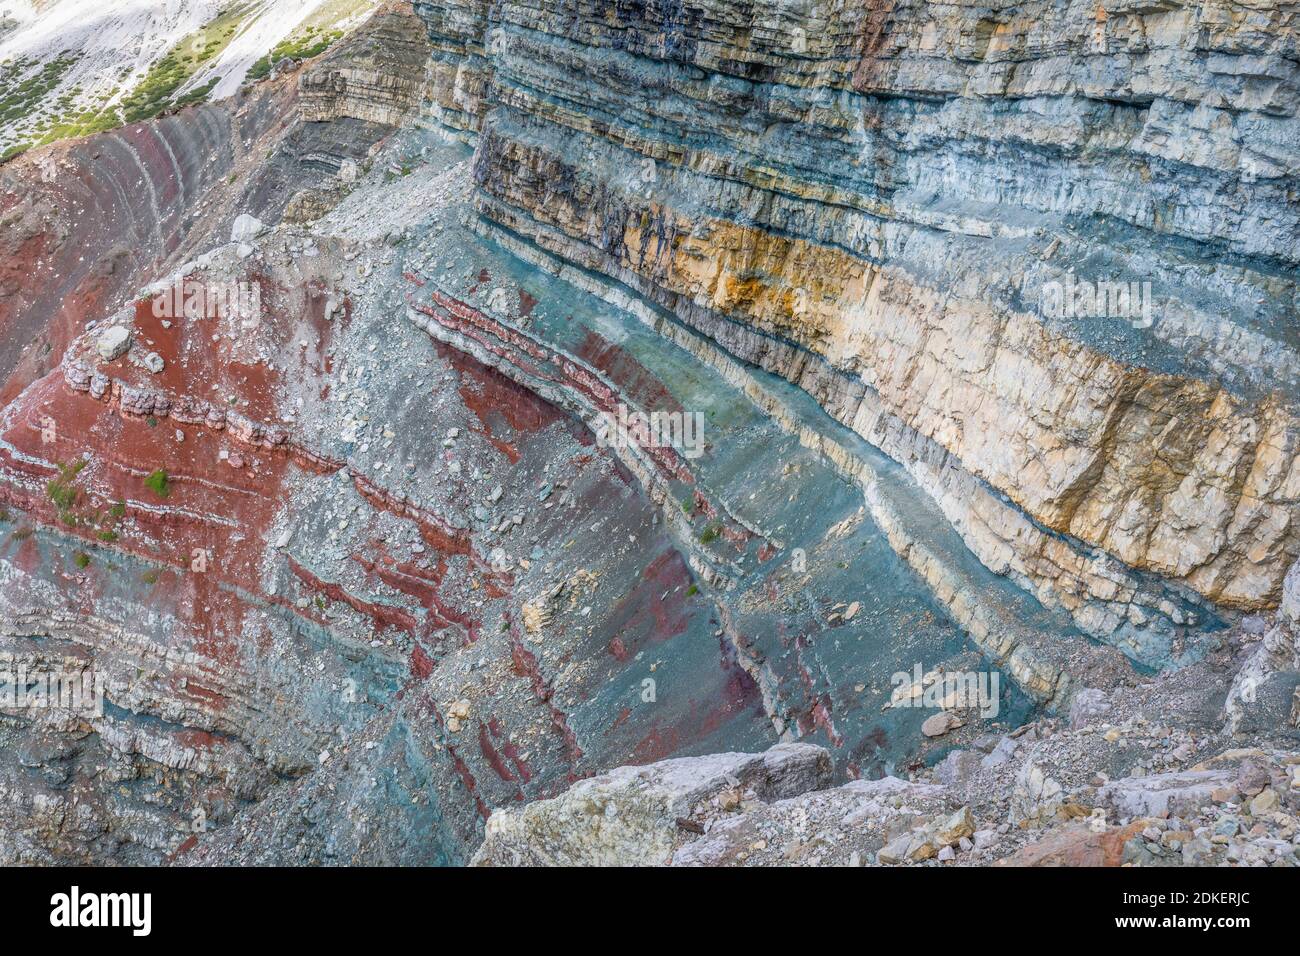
410;0;1300;652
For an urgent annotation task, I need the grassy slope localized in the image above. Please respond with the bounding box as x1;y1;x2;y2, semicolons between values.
1;0;374;163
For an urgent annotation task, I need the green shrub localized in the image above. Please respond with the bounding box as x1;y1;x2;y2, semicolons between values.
46;478;77;510
245;29;343;82
143;469;170;498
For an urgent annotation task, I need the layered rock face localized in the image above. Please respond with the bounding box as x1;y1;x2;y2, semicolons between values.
412;0;489;139
1;0;1297;869
0;6;816;864
410;0;1300;663
299;4;434;127
0;80;300;409
0;17;402;865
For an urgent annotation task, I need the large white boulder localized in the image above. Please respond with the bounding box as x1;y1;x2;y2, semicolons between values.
230;213;266;244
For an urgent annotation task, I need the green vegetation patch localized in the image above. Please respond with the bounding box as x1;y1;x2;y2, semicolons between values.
119;3;253;124
46;459;87;524
245;27;345;82
0;52;81;127
0;51;84;160
43;460;127;543
143;469;170;499
3;0;375;159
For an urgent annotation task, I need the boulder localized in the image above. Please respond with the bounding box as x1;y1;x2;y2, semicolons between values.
230;213;266;244
1099;769;1236;818
471;743;832;866
96;326;131;361
995;821;1147;867
922;711;962;738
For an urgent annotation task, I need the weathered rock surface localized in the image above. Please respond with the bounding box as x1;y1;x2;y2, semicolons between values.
474;681;1300;867
472;743;831;865
95;326;131;362
471;603;1300;866
411;0;1300;661
299;4;433;127
1;0;1297;868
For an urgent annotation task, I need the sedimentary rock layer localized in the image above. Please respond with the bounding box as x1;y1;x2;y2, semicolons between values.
409;0;1300;650
299;4;434;127
0;0;1296;869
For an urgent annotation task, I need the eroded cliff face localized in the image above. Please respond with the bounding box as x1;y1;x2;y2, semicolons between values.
411;0;1300;657
0;0;1296;867
298;5;434;126
0;5;811;864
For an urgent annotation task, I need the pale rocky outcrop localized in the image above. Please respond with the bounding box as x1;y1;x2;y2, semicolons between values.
1098;769;1236;818
474;714;1300;867
471;743;832;866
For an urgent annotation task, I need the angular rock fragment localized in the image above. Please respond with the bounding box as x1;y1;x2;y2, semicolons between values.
96;326;131;361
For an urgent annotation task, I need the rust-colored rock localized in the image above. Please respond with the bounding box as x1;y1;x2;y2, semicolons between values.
995;822;1148;868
